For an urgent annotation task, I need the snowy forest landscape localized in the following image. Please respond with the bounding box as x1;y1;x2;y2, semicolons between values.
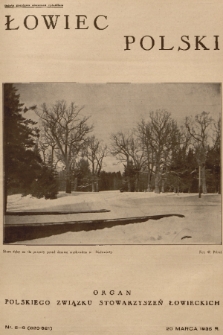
3;83;221;244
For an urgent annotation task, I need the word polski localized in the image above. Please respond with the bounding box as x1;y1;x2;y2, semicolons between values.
124;35;220;51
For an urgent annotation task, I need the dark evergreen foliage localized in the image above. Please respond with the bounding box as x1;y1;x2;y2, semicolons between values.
99;171;122;191
4;84;58;207
74;159;92;191
29;165;58;199
205;146;221;193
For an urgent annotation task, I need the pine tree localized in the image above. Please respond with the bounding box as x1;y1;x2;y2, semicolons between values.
4;84;58;211
4;84;36;210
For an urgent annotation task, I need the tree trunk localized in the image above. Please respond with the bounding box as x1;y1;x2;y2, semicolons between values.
92;180;95;192
161;179;165;193
66;179;72;193
65;167;72;193
127;177;131;192
154;171;160;193
51;146;54;169
135;174;139;192
95;180;99;192
4;177;7;214
147;181;151;192
147;169;151;192
218;181;221;194
201;164;207;194
73;177;77;191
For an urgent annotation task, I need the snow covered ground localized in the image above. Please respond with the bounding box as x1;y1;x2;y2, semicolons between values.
5;191;221;245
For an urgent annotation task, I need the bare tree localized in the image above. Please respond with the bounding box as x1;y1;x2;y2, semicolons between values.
138;110;180;193
110;132;131;163
127;133;146;191
211;116;221;194
185;111;214;194
111;131;146;191
213;116;221;151
110;132;132;191
36;100;93;193
137;120;155;191
85;136;107;192
38;128;59;168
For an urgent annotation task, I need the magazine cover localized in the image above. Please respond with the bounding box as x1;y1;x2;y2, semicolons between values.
1;1;222;334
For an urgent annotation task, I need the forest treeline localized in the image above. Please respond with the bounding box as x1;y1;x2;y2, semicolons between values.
110;110;220;195
4;84;221;211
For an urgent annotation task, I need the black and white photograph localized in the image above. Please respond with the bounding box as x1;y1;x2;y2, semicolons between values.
3;83;221;245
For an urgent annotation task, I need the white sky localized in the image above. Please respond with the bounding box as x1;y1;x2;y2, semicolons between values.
14;83;221;172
